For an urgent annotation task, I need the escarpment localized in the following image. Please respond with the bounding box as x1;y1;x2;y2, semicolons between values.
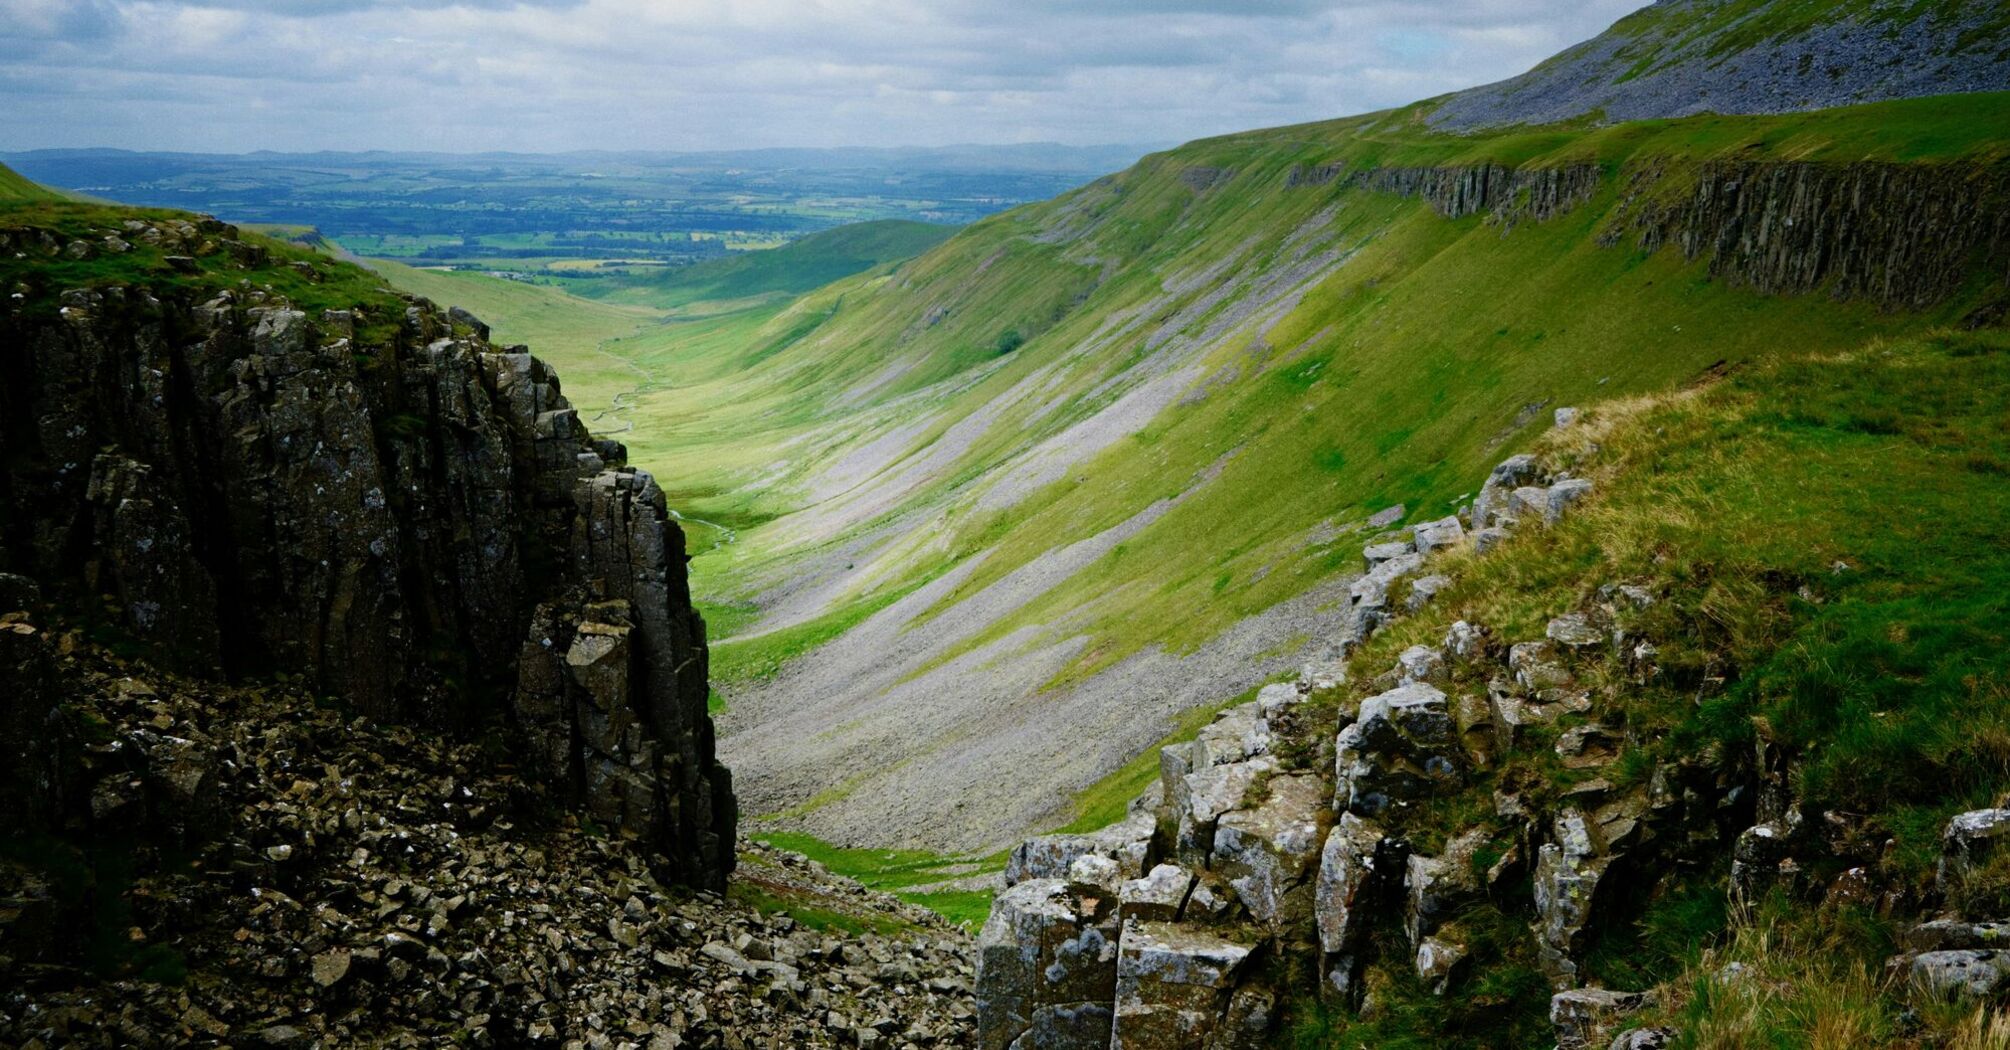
0;215;733;888
1347;155;2010;309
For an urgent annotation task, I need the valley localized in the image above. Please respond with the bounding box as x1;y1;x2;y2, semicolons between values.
6;0;2010;1046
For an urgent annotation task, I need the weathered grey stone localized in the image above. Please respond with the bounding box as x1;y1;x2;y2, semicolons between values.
1364;540;1414;568
1909;949;2010;1000
1730;810;1802;902
1178;756;1275;854
1408;574;1453;611
1336;682;1460;815
1315;813;1400;996
1111;922;1258;1049
1444;620;1484;662
1473;526;1513;553
1534;810;1612;989
1551;989;1649;1050
1940;809;2010;894
1367;505;1406;529
1212;773;1324;933
1397;645;1446;684
1902;919;2010;953
1508;641;1572;692
1608;1029;1677;1050
1546;613;1605;649
1472;455;1540;528
1006;808;1157;889
1555;406;1580;428
975;879;1119;1050
1412;516;1465;554
1415;933;1468;995
1120;865;1195;926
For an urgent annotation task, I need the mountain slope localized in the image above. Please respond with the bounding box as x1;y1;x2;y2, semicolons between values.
553;89;2010;859
0;161;60;202
1430;0;2010;130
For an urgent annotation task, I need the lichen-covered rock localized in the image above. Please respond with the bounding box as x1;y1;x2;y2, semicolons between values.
975;878;1120;1050
1212;773;1324;934
1007;807;1158;889
1406;828;1490;946
1315;812;1402;996
1111;922;1263;1049
1940;809;2010;894
1120;864;1196;926
1336;682;1460;814
1414;932;1469;995
1608;1029;1677;1050
1908;949;2010;1000
1411;516;1465;554
1534;809;1613;989
1550;988;1649;1050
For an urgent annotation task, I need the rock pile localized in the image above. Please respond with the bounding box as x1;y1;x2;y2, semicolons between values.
0;628;974;1049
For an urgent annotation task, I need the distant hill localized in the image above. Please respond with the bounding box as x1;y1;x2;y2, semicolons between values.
581;220;955;308
1430;0;2010;130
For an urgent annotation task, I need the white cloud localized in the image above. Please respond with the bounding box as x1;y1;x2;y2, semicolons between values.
0;0;1647;151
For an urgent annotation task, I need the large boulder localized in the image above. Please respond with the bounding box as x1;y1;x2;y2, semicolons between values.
1551;989;1650;1050
1908;949;2010;999
1336;682;1460;815
1211;773;1324;934
1315;813;1403;996
1111;922;1265;1049
975;878;1122;1049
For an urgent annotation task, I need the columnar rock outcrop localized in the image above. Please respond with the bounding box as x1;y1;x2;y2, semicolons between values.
975;429;1696;1047
0;223;733;887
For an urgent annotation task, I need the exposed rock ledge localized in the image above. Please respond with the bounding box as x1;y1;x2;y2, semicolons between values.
0;221;732;887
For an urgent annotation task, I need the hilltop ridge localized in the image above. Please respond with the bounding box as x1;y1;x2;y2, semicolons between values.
1430;0;2010;130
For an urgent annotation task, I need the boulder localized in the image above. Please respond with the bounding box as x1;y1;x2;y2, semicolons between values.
1006;807;1158;889
1608;1030;1677;1050
1472;455;1541;528
1550;989;1649;1050
1901;919;2010;953
1940;809;2010;894
1730;809;1803;902
1554;407;1580;428
1211;773;1324;933
1111;922;1262;1049
1534;810;1612;989
1120;865;1196;926
1396;645;1446;684
1546;613;1605;650
975;878;1120;1050
1336;683;1460;815
1315;813;1402;996
1408;574;1453;611
1908;949;2010;999
1411;516;1465;554
1364;541;1413;568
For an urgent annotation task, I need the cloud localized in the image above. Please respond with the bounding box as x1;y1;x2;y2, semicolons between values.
0;0;1648;152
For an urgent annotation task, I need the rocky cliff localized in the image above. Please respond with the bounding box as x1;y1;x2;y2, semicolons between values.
0;211;734;889
1428;0;2010;131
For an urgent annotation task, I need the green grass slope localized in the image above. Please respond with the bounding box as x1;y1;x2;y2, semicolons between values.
526;90;2008;854
0;162;61;203
1289;325;2010;1047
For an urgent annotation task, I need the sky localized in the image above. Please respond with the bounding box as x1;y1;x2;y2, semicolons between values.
0;0;1649;154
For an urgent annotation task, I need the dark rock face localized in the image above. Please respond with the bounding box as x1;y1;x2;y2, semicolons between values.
0;266;733;887
1609;160;2010;308
1427;0;2010;132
